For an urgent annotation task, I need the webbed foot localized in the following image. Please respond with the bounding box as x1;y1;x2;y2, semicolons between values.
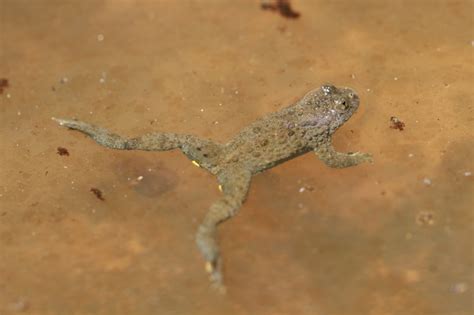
205;260;226;294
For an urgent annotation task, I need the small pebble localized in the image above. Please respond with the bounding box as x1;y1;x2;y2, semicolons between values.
404;269;420;283
97;34;104;41
394;77;399;80
298;187;305;193
200;108;204;112
99;71;107;84
416;211;435;226
8;298;29;312
423;178;432;186
60;77;69;84
464;171;471;177
452;282;468;294
408;153;414;158
137;176;144;181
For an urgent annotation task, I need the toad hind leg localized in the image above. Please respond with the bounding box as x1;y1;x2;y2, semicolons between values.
53;118;188;150
196;167;252;290
53;118;223;169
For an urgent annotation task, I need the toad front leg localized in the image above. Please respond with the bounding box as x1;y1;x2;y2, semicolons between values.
314;141;373;168
196;166;252;291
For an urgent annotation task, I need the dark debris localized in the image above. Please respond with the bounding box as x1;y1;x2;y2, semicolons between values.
261;0;300;19
390;116;405;131
57;147;70;156
90;188;105;201
0;78;9;94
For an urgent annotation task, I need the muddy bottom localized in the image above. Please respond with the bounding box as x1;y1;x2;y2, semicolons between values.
0;1;472;314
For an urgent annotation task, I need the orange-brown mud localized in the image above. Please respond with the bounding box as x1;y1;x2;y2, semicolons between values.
0;1;473;314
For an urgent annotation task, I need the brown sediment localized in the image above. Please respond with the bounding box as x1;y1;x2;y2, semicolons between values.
1;1;472;313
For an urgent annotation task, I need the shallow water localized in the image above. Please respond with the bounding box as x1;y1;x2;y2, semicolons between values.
1;1;473;314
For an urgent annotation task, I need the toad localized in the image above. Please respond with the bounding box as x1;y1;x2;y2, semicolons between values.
53;84;372;290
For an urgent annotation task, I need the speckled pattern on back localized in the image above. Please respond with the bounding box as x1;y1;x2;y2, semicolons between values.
53;84;372;291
